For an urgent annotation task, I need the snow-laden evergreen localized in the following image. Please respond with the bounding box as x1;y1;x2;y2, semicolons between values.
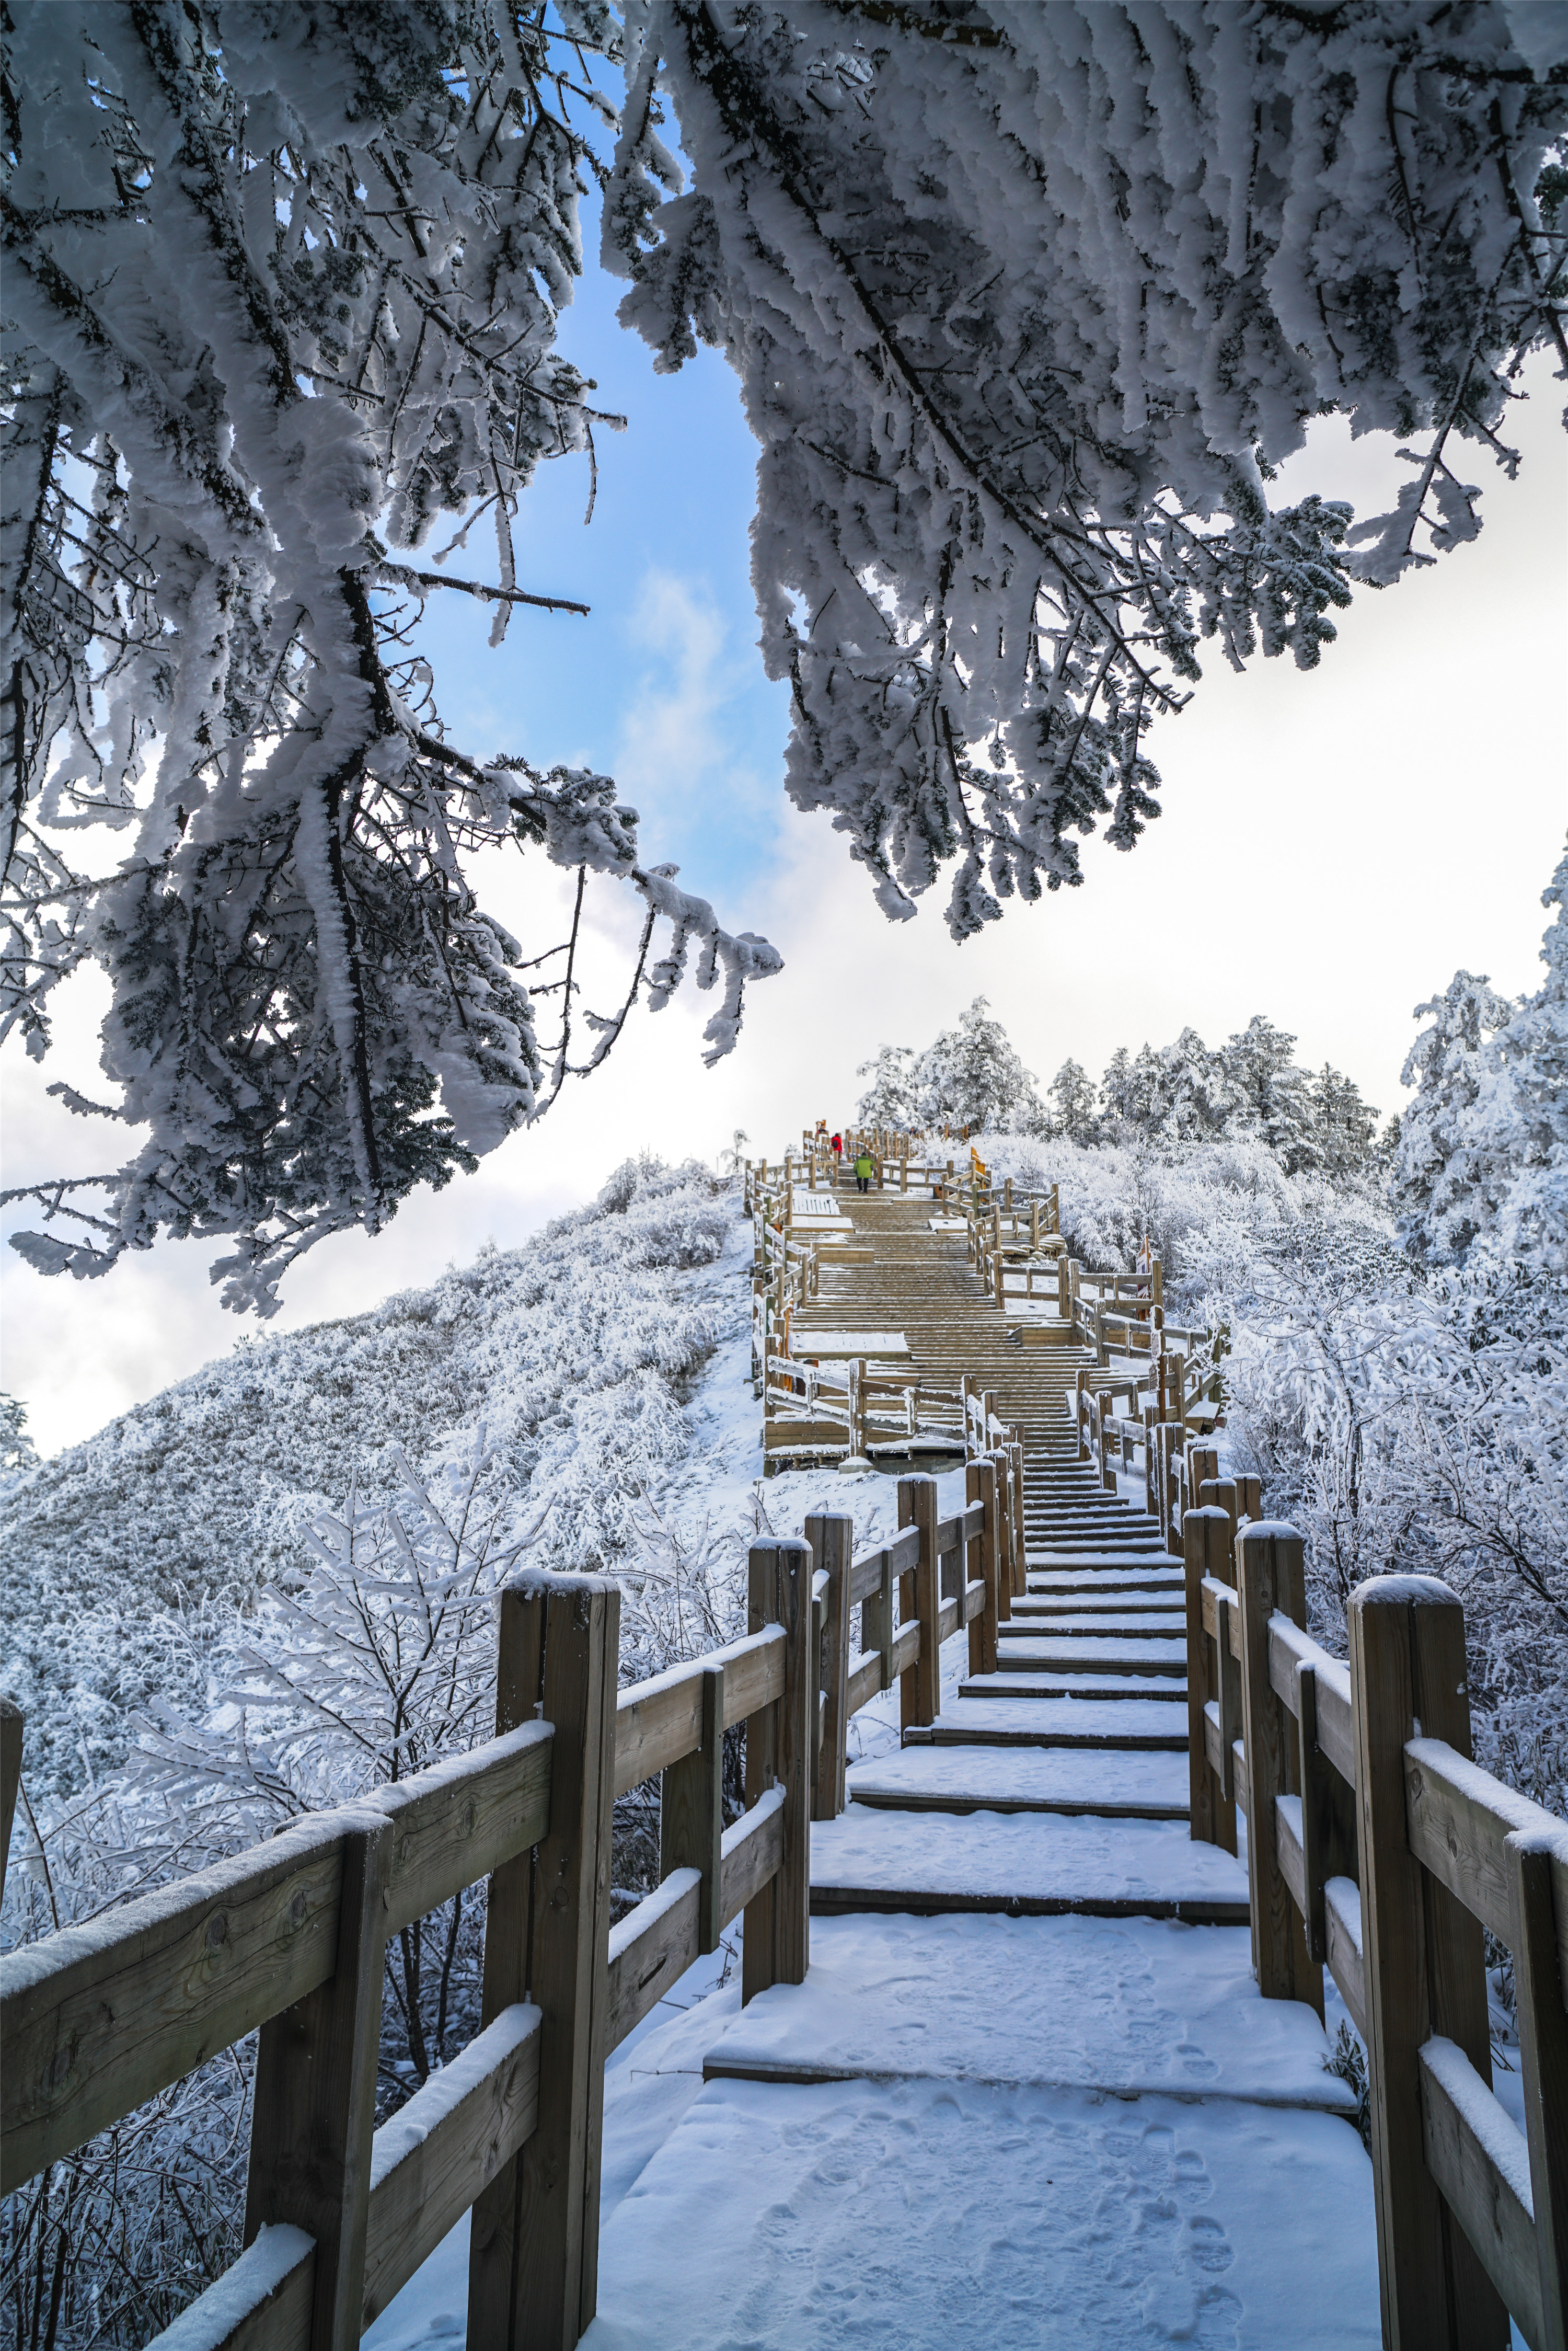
856;994;1044;1131
1394;845;1568;1270
605;1;1568;930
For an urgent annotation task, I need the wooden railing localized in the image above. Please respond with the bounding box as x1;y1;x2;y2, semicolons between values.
1181;1507;1568;2351
1072;1366;1227;1540
0;1563;816;2351
0;1458;1022;2351
807;1460;1019;1786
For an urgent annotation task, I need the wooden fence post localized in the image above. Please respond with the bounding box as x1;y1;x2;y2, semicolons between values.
0;1700;20;1907
1349;1576;1509;2351
1156;1421;1183;1555
1182;1507;1236;1855
1293;1660;1358;1969
897;1477;941;1729
1508;1831;1568;2345
991;1450;1013;1624
743;1540;813;2006
1186;1444;1218;1507
518;1575;619;2351
807;1512;852;1821
1075;1369;1090;1462
244;1806;390;2351
469;1580;546;2344
1009;1440;1027;1596
968;1457;1000;1674
661;1665;724;1956
1235;1524;1317;2015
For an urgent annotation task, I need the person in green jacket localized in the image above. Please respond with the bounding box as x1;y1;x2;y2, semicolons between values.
853;1150;874;1194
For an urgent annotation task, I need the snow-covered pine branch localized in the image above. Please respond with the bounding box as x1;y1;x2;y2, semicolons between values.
604;0;1567;931
1;3;779;1312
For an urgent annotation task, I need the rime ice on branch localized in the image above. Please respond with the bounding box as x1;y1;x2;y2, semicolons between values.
1;1;779;1311
603;0;1567;930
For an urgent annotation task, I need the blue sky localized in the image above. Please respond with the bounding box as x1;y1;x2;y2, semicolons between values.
414;182;791;908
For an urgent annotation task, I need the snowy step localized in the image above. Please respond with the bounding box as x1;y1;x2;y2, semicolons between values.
988;1636;1185;1673
1031;1546;1170;1566
1029;1551;1179;1570
1031;1532;1167;1550
1013;1595;1183;1618
701;1911;1355;2111
808;1804;1248;1922
845;1743;1187;1818
1025;1567;1182;1594
917;1695;1187;1749
959;1669;1187;1701
591;2073;1379;2349
997;1613;1184;1639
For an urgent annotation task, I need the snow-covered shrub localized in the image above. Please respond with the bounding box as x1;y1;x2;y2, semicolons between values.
1;1159;745;1806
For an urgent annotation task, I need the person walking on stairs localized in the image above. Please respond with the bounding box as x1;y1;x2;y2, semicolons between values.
854;1148;874;1194
831;1130;843;1168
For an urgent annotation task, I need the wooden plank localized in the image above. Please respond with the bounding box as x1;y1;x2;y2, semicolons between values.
362;2004;541;2327
1325;1876;1367;2041
720;1788;786;1926
1269;1616;1355;1786
661;1666;724;1954
1405;1736;1568;1966
743;1542;812;2005
1216;1590;1242;1809
899;1478;941;1731
245;1809;391;2351
0;1698;20;1908
809;1514;852;1822
513;1574;619;2351
1276;1793;1307;1920
970;1458;999;1678
613;1626;785;1797
1294;1662;1358;1969
377;1724;552;1937
1183;1509;1233;1854
143;2226;314;2351
849;1528;918;1607
936;1597;960;1643
604;1871;701;2056
468;1578;546;2347
1419;2039;1543;2351
2;1809;347;2195
1510;1832;1568;2351
1350;1577;1509;2351
845;1649;881;1717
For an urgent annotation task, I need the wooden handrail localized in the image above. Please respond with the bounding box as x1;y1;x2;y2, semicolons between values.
0;1551;827;2351
1180;1504;1568;2350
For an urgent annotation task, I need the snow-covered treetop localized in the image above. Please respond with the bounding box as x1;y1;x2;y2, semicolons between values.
1394;836;1568;1267
2;2;779;1311
605;1;1567;929
5;2;1563;1308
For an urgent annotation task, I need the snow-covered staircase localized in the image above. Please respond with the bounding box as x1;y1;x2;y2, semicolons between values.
585;1173;1383;2349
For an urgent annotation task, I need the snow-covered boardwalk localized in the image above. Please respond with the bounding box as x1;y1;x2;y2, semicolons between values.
581;1185;1383;2349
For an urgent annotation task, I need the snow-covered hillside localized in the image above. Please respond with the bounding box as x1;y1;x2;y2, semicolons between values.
1;1158;762;1807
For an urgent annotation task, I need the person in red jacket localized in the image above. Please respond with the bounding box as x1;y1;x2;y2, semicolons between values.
831;1131;843;1167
